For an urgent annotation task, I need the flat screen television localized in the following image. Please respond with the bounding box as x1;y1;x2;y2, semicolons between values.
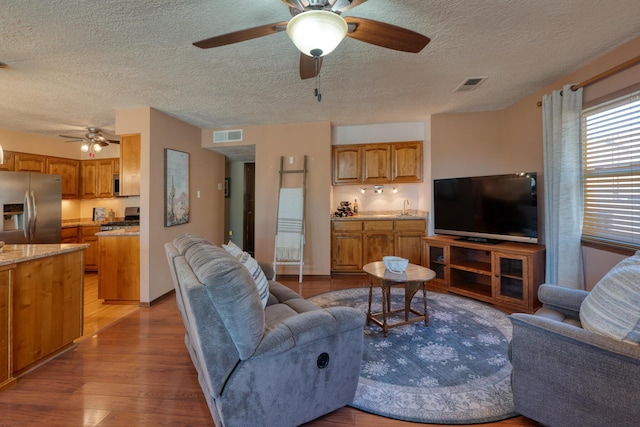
433;173;538;244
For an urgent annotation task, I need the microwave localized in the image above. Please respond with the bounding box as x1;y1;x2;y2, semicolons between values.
113;174;120;197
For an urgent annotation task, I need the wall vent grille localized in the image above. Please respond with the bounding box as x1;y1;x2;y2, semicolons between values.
213;129;243;143
454;76;487;92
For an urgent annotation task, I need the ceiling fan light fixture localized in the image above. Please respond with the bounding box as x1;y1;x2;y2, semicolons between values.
81;142;90;153
286;10;347;57
93;142;103;152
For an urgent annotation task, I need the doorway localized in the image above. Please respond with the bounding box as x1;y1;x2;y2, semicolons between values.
243;162;255;256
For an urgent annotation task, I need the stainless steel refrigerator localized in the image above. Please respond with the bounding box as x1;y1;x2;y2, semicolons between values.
1;171;62;244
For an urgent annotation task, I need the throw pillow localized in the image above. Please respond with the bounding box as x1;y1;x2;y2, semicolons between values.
238;251;270;309
580;251;640;345
222;240;243;257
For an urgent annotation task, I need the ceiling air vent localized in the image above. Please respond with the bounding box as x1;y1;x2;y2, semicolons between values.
213;129;243;143
454;76;487;92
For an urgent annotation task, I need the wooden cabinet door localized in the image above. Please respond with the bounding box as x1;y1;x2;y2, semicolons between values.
395;233;424;265
363;144;390;183
46;157;80;199
81;226;100;272
14;153;46;173
332;233;363;271
0;151;15;171
363;220;395;265
80;161;98;198
61;226;79;243
0;266;11;389
333;145;362;185
96;159;115;198
392;141;422;182
119;134;141;196
493;252;529;307
363;232;395;265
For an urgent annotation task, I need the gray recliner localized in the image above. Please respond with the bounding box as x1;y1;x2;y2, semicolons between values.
509;282;640;427
165;233;365;427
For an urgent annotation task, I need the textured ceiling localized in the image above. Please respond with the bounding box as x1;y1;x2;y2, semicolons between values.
1;0;639;161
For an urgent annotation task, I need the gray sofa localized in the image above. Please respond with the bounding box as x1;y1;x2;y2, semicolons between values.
165;234;366;427
509;254;640;427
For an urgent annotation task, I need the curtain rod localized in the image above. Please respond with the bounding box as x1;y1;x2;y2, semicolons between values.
536;54;640;106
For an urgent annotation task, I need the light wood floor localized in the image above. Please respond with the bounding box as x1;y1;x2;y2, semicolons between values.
0;274;540;426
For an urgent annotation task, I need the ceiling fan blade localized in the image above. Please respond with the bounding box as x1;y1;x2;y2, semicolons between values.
281;0;307;11
299;54;323;80
106;139;120;144
193;21;289;49
344;16;430;53
59;134;84;140
333;0;367;12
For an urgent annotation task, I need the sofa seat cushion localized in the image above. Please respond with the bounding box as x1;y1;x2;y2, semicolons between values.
580;251;640;345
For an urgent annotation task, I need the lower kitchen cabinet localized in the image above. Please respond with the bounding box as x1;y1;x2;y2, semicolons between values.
80;225;100;272
98;234;140;304
0;266;12;390
331;218;426;273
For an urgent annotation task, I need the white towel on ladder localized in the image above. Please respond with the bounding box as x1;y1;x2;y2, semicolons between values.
276;188;304;261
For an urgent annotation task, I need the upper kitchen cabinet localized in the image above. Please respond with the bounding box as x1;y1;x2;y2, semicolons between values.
119;134;140;196
392;141;423;183
81;158;116;199
363;144;391;183
332;141;423;185
0;151;15;171
46;157;80;199
333;145;362;185
14;153;46;173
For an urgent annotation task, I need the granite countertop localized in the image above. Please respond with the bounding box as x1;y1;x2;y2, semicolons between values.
62;218;139;228
331;210;428;221
0;243;90;267
95;226;140;237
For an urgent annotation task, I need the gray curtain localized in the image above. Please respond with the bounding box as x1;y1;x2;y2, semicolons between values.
542;84;585;289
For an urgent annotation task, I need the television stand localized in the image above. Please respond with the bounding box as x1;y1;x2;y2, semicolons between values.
454;236;504;245
422;235;545;313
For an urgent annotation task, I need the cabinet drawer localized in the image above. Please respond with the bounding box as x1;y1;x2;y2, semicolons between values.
395;219;426;232
364;220;394;231
61;227;79;239
332;221;363;232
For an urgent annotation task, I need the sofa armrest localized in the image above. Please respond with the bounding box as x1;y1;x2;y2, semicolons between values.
258;261;275;280
253;307;365;358
509;313;640;426
538;283;589;318
511;313;640;358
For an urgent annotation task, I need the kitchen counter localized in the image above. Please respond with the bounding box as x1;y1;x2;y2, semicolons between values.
331;210;428;221
95;226;140;236
0;243;89;267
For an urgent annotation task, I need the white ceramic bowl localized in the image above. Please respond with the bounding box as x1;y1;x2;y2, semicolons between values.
383;256;408;273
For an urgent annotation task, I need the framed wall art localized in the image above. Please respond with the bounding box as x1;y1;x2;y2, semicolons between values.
165;148;190;227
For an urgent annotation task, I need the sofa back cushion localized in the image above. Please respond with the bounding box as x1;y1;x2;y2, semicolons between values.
580;251;640;345
184;240;266;359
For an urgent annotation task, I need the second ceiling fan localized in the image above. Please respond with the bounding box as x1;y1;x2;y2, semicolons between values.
193;0;430;80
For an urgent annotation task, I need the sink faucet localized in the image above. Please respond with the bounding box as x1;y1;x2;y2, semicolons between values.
403;199;410;215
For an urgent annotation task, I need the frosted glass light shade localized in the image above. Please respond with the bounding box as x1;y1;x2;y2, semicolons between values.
81;143;89;152
287;10;347;57
93;143;102;152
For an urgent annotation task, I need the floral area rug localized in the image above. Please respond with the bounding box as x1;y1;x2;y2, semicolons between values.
308;287;518;424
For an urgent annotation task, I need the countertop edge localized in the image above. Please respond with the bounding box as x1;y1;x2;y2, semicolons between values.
0;243;90;267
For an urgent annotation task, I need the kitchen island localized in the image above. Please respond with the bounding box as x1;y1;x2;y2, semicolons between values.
0;243;88;390
96;227;140;304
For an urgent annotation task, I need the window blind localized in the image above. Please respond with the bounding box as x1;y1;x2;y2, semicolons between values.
582;89;640;248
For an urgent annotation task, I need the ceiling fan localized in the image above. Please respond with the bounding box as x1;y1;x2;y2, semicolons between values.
193;0;431;81
59;127;120;157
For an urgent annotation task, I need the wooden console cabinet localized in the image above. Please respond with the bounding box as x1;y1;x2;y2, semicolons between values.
422;235;545;312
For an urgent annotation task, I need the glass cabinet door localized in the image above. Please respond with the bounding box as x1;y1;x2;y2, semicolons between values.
493;252;528;303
